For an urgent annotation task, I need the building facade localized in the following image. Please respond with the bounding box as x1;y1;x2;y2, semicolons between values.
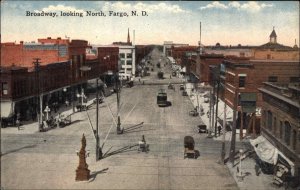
0;37;107;123
259;82;300;178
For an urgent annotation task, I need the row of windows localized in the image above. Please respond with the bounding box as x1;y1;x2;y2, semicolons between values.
119;53;132;59
264;110;298;151
120;60;132;65
237;76;299;88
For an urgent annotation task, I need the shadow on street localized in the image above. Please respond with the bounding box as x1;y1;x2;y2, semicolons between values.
101;145;138;159
1;144;38;157
89;168;109;182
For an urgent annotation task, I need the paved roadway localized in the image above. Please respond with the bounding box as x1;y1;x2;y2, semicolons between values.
1;48;238;189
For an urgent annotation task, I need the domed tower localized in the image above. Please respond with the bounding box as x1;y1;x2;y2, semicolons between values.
269;27;277;44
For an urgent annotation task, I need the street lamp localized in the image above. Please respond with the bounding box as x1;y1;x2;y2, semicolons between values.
115;56;124;135
95;77;103;160
115;72;123;134
76;90;86;108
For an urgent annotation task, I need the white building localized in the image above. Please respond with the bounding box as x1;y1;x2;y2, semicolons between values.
118;45;136;80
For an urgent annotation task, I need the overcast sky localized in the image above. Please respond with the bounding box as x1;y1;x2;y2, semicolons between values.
1;1;299;46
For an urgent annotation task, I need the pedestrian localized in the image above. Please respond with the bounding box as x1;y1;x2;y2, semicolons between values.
218;125;222;136
255;164;260;176
16;119;20;130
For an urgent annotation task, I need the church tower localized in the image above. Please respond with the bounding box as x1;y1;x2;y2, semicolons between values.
127;28;130;44
269;27;277;44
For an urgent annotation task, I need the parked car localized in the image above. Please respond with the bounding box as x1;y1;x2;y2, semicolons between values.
198;125;208;133
180;84;184;90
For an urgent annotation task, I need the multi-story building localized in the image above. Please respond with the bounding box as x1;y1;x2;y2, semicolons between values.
259;82;300;179
95;29;136;80
221;58;299;134
0;37;107;123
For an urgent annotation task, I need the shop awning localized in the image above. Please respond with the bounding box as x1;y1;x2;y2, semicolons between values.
1;101;14;118
250;135;295;176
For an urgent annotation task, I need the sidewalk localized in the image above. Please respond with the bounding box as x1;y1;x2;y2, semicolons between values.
1;95;97;135
184;82;287;190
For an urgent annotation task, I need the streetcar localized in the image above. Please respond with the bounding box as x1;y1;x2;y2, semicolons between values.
157;89;168;107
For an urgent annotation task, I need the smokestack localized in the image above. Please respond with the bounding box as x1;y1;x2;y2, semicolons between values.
133;30;135;46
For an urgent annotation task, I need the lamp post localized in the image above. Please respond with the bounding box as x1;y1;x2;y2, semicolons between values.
79;66;102;160
116;57;123;134
96;78;102;160
76;90;86;108
44;105;50;121
116;72;123;134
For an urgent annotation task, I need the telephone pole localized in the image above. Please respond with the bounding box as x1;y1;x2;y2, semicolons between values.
33;58;42;132
229;90;238;166
116;74;123;134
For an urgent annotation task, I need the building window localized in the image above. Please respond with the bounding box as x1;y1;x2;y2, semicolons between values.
127;60;132;65
268;76;278;82
262;110;266;128
279;121;283;139
239;76;246;87
267;54;271;59
126;53;132;59
290;77;299;83
267;111;273;131
119;53;125;59
292;129;297;150
2;82;8;95
273;116;277;135
121;60;125;65
284;121;291;146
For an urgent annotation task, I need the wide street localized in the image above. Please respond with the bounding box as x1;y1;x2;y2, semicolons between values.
1;48;238;190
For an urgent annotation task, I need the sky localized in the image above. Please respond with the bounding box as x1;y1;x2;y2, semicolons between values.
1;1;299;46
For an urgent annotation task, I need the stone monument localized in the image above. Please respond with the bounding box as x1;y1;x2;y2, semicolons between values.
75;134;90;181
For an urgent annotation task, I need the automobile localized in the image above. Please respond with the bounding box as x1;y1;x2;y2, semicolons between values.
189;109;199;117
182;90;188;96
168;83;174;89
198;125;208;133
180;84;184;90
204;97;209;103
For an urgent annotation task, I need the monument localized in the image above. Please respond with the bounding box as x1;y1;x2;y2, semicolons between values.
75;134;90;181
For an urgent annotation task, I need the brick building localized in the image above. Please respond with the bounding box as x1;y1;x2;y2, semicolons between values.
0;37;108;124
97;46;119;72
220;58;299;136
172;46;198;63
259;82;300;178
1;37;70;68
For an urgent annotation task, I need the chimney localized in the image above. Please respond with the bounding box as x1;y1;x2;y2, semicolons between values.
20;41;23;44
57;37;61;40
47;37;51;39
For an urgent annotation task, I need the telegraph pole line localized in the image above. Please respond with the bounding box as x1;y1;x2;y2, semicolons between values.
116;74;123;134
221;102;227;164
96;78;103;160
229;90;238;166
33;58;43;132
214;80;220;137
